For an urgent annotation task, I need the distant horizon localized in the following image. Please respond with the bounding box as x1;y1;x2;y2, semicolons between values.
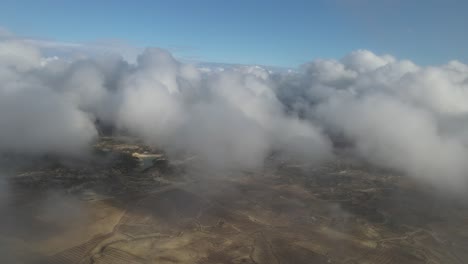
1;0;467;67
3;28;467;72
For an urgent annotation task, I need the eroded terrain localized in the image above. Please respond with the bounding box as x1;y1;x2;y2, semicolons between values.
1;137;468;264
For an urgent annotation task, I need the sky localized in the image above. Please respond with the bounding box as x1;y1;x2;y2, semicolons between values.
0;0;467;67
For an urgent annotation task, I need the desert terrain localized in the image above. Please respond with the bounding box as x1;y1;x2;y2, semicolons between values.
1;137;467;264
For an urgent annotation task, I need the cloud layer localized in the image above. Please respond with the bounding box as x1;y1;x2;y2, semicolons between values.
0;39;332;170
1;36;468;191
278;50;468;192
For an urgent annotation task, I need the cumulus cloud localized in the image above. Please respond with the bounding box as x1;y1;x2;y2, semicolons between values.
117;49;332;169
1;31;468;191
283;50;468;192
0;41;97;156
0;37;331;170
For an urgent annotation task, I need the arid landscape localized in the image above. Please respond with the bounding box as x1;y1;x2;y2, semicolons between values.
0;137;466;264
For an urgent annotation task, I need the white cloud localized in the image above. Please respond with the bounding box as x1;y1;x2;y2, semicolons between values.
1;31;468;191
287;50;468;191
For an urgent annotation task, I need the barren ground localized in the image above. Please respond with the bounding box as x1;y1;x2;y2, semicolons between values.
1;137;468;264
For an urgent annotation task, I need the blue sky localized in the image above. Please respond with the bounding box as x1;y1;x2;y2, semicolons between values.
0;0;467;67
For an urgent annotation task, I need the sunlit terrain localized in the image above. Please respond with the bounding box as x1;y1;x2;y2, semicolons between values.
0;137;466;264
